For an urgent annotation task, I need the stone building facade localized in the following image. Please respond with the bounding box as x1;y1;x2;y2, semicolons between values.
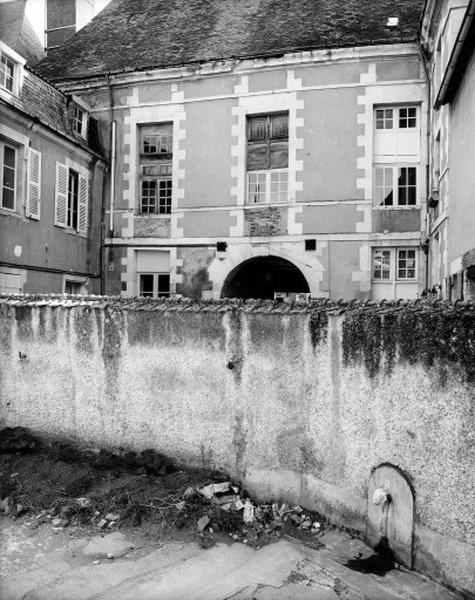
37;0;428;301
0;37;106;293
421;0;475;300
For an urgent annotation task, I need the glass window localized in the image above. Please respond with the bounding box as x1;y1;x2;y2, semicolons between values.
72;105;84;135
138;273;170;298
399;107;417;129
373;249;391;280
1;144;16;210
139;123;173;214
398;167;417;206
0;52;15;92
397;249;416;279
139;274;154;297
67;169;79;228
270;170;288;203
375;108;393;129
375;167;394;206
248;171;267;204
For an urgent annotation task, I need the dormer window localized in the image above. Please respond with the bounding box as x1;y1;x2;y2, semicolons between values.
72;104;86;137
0;51;16;93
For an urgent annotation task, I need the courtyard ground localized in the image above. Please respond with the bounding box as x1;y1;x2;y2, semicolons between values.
0;429;465;600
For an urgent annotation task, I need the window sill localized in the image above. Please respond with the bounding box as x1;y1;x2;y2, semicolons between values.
244;201;290;209
372;280;417;284
135;213;171;218
372;206;420;211
54;224;88;238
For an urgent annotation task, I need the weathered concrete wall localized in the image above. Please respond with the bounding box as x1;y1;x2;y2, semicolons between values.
0;296;474;592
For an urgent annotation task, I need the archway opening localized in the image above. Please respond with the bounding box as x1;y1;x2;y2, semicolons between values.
221;256;310;299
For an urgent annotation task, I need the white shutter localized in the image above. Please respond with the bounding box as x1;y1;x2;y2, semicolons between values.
26;148;41;219
78;173;89;235
55;162;68;227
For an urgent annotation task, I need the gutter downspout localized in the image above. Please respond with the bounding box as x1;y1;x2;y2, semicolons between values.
419;44;431;294
107;74;116;237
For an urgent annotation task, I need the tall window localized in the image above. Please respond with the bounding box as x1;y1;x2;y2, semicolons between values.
1;142;16;210
373;249;391;280
139;123;173;215
374;166;417;206
67;169;79;229
72;105;85;136
55;162;89;235
0;51;15;92
247;112;288;204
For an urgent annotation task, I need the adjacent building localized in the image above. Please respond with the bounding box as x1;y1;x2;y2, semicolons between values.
421;0;475;301
0;34;106;294
36;0;428;301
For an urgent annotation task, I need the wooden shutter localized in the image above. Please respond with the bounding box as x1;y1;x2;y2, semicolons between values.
78;174;88;235
55;162;68;227
26;148;41;219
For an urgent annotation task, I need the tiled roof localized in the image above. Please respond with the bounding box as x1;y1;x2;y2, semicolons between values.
36;0;425;81
0;0;44;65
1;65;104;157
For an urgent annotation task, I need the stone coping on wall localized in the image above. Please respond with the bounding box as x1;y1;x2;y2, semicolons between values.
0;294;474;315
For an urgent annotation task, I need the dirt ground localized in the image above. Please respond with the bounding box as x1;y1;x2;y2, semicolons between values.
0;427;327;554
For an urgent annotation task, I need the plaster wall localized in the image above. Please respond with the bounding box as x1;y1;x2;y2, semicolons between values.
0;299;473;592
449;48;475;262
0;115;104;292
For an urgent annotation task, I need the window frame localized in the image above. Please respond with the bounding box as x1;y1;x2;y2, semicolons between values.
55;161;89;235
374;106;419;131
0;51;15;93
247;168;289;205
138;122;173;216
373;165;418;208
72;104;86;137
137;272;171;298
0;140;17;211
372;247;418;282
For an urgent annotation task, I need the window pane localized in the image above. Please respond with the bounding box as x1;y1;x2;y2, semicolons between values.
248;172;266;204
373;249;391;279
247;116;267;141
157;274;170;297
141;124;173;156
397;167;417;206
270;114;288;139
1;53;14;91
141;180;157;213
397;249;416;279
270;170;288;203
68;169;79;228
2;187;14;209
4;145;15;167
158;179;172;214
139;274;154;297
375;167;393;206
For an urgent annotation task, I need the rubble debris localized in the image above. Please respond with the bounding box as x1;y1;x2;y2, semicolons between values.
97;519;108;529
197;515;210;532
105;512;120;521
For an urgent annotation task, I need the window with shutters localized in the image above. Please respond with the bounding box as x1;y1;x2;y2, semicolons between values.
138;123;172;215
246;112;289;205
1;141;16;210
55;162;89;235
26;148;41;219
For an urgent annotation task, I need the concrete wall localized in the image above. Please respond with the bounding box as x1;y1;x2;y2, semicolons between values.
0;296;473;593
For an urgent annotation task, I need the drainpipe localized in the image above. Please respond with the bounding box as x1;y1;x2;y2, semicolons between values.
107;74;116;238
419;44;431;294
109;120;117;237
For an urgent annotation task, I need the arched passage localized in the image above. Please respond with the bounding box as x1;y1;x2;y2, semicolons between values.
221;256;310;299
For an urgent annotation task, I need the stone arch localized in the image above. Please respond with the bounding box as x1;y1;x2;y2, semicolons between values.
220;255;310;299
367;463;415;569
